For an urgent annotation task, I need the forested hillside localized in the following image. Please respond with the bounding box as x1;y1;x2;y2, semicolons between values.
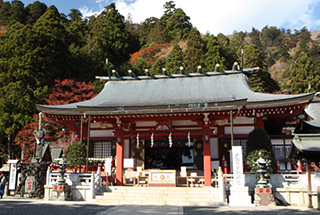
1;0;320;160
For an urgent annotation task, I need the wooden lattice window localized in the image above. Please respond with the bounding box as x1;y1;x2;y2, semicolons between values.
94;142;112;158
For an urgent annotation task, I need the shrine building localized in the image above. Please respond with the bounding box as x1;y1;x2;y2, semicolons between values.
37;66;314;186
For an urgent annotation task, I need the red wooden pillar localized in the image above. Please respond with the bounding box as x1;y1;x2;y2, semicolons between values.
256;117;265;129
115;134;124;185
203;129;212;186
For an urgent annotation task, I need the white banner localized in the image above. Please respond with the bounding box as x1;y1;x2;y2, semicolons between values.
104;157;112;176
8;160;19;190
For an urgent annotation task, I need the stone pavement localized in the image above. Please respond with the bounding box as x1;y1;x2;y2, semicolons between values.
1;196;320;215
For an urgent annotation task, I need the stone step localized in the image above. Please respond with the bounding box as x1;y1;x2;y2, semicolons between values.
94;186;226;206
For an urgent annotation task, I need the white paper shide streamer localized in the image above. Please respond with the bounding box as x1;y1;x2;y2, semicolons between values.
151;132;154;148
188;131;191;147
136;133;139;147
168;132;172;148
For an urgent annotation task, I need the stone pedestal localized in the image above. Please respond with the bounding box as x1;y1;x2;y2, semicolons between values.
254;187;276;206
229;186;253;206
49;185;72;201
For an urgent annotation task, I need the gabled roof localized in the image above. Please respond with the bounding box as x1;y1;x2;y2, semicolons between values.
287;134;320;162
304;102;320;127
37;71;314;115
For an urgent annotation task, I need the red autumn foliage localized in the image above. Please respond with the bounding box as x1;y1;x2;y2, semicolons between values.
47;79;96;105
130;43;171;66
15;79;97;162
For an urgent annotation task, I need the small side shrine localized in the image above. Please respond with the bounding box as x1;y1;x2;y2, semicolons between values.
36;66;314;186
286;100;320;208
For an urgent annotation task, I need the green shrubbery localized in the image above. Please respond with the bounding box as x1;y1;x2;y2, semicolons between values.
65;141;86;172
246;128;276;174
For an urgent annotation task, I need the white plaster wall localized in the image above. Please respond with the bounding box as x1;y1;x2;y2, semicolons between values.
224;126;254;135
271;139;284;145
233;117;253;124
210;138;219;159
171;120;198;126
124;139;130;158
90;130;114;137
136;121;157;127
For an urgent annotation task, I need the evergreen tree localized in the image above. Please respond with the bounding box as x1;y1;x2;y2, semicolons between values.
33;5;72;84
249;27;262;50
68;9;82;22
25;1;47;25
166;8;192;41
261;26;281;46
216;33;236;69
0;1;11;25
9;0;26;25
205;35;228;72
150;58;165;75
161;1;175;25
290;52;320;94
146;19;169;44
244;44;279;93
88;3;132;71
66;141;87;172
139;17;158;46
184;27;205;73
229;30;247;58
246;128;276;173
0;6;72;159
133;58;148;75
166;43;184;74
297;27;311;54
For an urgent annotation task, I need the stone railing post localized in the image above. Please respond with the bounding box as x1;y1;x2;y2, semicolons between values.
46;166;51;185
90;172;95;199
96;166;101;188
218;166;225;202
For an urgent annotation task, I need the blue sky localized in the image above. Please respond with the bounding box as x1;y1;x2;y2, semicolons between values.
19;0;320;35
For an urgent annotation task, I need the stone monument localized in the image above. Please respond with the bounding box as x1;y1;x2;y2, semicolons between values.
228;146;253;206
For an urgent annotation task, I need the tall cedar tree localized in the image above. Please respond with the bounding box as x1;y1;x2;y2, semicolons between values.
0;22;49;159
216;33;236;69
184;27;205;73
161;1;175;26
205;35;228;72
290;52;320;94
166;43;184;74
33;6;72;85
243;44;279;93
165;8;192;41
139;17;158;46
146;19;169;44
88;3;131;75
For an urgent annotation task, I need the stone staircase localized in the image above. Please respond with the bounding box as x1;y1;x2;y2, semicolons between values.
95;186;226;206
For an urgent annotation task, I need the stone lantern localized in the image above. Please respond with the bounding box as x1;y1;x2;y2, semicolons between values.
50;157;72;201
253;151;276;206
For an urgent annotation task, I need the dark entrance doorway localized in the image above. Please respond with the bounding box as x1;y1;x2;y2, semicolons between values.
144;138;194;170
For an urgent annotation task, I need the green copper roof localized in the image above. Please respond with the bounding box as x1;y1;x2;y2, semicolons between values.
37;72;314;115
